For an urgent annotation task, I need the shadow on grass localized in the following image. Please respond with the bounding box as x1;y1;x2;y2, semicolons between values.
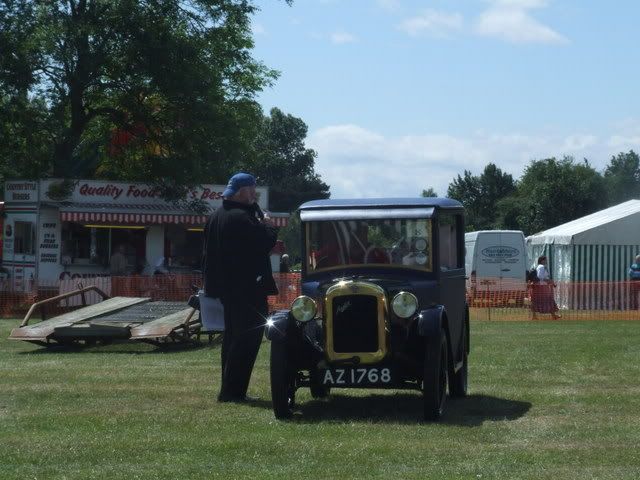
281;393;531;426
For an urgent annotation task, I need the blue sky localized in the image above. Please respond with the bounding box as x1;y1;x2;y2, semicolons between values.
252;0;640;198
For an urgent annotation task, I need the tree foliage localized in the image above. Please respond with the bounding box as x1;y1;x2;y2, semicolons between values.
434;154;631;235
421;187;437;197
0;0;277;198
0;94;52;185
242;107;329;212
447;163;516;231
457;156;607;235
277;210;302;265
507;157;606;234
603;150;640;205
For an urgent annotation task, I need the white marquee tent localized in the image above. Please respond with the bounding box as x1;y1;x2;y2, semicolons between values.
526;199;640;309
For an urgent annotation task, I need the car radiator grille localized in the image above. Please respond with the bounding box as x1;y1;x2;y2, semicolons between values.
331;294;379;353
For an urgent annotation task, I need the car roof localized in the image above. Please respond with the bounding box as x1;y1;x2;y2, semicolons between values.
299;197;463;210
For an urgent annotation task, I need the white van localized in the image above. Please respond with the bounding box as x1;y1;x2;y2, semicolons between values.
465;230;527;305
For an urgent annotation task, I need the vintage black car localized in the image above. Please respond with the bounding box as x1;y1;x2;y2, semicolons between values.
265;198;469;420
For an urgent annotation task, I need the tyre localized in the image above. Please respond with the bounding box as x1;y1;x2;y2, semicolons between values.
423;329;448;421
309;369;330;399
449;324;468;397
270;340;295;419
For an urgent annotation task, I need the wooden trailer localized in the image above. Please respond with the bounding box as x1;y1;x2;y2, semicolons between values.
8;285;205;347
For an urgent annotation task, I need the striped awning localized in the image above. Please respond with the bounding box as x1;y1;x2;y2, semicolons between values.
58;202;209;226
60;211;208;225
57;202;290;227
270;216;289;227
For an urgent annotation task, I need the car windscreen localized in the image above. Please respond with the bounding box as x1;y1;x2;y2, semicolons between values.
305;218;432;272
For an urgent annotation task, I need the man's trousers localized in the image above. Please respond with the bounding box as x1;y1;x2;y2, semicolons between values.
218;296;267;399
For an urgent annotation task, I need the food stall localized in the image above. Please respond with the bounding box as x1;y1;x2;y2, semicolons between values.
2;179;288;292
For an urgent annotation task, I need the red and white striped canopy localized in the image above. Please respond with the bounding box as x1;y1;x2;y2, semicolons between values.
270;216;289;227
59;205;289;227
60;211;208;225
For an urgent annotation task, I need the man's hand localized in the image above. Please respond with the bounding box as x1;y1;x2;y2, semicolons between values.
261;211;275;226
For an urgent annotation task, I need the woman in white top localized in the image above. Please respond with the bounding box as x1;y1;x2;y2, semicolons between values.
531;255;561;319
536;257;552;284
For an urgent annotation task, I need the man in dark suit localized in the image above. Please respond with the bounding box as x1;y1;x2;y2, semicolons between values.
202;173;278;402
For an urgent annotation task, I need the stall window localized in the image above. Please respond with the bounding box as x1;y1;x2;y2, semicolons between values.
14;221;35;255
110;228;147;271
438;214;461;270
165;224;203;270
61;223;109;265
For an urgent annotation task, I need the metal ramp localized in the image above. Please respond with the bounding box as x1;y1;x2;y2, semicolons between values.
8;286;202;347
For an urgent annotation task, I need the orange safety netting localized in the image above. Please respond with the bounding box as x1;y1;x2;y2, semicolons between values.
2;274;640;321
0;273;302;319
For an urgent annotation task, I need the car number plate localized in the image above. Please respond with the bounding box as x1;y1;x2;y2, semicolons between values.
321;367;392;386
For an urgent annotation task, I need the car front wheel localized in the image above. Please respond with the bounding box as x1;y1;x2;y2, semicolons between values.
270;340;295;419
423;329;448;421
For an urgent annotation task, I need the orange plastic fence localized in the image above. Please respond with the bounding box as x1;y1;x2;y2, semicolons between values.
468;277;640;321
0;273;302;319
2;274;640;321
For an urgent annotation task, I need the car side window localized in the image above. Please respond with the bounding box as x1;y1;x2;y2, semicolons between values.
438;214;460;270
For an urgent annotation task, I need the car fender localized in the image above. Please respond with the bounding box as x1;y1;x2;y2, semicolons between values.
265;310;292;342
417;305;445;342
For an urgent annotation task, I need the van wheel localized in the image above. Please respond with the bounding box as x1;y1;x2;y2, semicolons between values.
423;329;448;421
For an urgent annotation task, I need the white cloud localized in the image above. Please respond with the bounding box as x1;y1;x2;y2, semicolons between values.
330;31;357;45
609;135;640;149
474;0;567;44
252;22;266;36
490;0;549;7
607;123;640;149
377;0;401;12
307;123;640;199
398;9;463;38
561;135;598;151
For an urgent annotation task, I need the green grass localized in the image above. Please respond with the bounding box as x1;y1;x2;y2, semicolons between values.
1;320;640;479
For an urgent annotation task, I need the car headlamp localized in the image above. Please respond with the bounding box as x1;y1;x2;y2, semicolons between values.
392;291;418;319
291;295;317;322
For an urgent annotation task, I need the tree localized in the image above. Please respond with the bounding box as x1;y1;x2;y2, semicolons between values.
0;94;52;191
0;0;282;197
509;157;607;235
242;107;330;212
421;187;437;197
603;150;640;206
278;211;302;266
447;163;516;231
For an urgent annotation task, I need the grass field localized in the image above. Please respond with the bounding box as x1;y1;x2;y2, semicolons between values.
1;319;640;479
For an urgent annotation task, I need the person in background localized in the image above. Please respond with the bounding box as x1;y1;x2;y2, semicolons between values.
628;254;640;309
153;256;169;275
202;172;278;403
109;244;130;296
109;244;128;275
279;253;291;273
531;255;561;319
0;264;9;291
